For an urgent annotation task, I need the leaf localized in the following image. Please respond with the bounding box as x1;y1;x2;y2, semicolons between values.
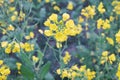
21;65;34;80
38;50;43;59
39;8;46;19
44;72;55;80
4;58;17;69
17;53;33;68
39;61;51;80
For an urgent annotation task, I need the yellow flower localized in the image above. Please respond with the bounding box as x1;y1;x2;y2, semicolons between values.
106;37;114;46
44;19;51;27
49;24;58;31
116;71;120;79
76;24;82;34
78;16;84;23
25;36;30;40
30;32;34;38
112;1;120;15
85;69;96;80
108;54;116;64
24;43;34;52
116;30;120;43
44;30;53;36
56;42;62;48
9;0;14;3
71;65;79;71
65;19;75;28
97;18;103;29
102;51;109;57
32;56;39;62
109;16;114;22
55;32;68;42
81;5;96;19
12;42;20;53
79;65;86;72
0;60;3;65
61;69;68;78
67;1;74;10
49;13;58;22
71;71;77;78
9;7;15;12
62;13;70;21
102;19;110;29
45;0;50;3
53;6;60;11
11;15;17;21
7;24;15;31
13;11;18;16
56;68;61;75
63;51;71;64
0;65;11;79
5;47;11;54
1;41;8;48
20;42;25;49
98;2;106;14
18;11;25;21
2;29;7;35
116;63;120;79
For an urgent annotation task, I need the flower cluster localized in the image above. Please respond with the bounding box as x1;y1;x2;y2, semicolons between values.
100;51;116;64
115;30;120;43
112;0;120;15
56;65;96;80
97;2;106;14
1;41;34;54
44;13;82;46
63;51;71;64
81;5;96;19
97;18;111;30
0;60;11;80
116;63;120;79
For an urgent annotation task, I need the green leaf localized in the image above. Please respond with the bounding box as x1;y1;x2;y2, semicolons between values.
17;53;33;68
38;50;43;59
4;58;17;70
21;65;34;80
39;8;46;19
44;72;55;80
39;61;51;80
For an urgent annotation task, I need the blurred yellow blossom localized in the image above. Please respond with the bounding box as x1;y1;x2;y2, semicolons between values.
0;60;3;65
116;30;120;43
53;6;60;11
32;56;39;62
55;32;68;42
67;1;74;10
7;24;15;31
63;51;71;64
108;54;116;64
81;5;96;19
106;37;114;46
1;41;8;48
98;2;106;14
45;0;50;3
49;13;58;22
62;13;70;21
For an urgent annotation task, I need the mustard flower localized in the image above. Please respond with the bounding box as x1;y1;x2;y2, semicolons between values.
98;2;106;14
67;1;74;10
